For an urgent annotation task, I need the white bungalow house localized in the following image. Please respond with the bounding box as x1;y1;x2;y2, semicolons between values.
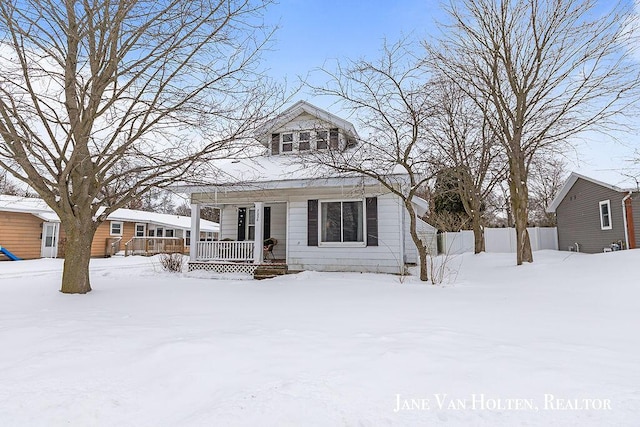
183;101;437;276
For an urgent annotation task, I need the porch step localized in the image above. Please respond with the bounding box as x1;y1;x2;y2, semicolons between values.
254;264;288;280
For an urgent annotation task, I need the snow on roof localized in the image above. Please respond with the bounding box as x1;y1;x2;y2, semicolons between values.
0;195;55;217
107;208;219;232
190;145;423;186
546;171;639;213
0;195;218;232
412;196;429;217
180;155;431;219
208;153;331;185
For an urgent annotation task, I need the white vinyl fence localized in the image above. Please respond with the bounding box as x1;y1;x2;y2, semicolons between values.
438;230;475;255
439;227;558;254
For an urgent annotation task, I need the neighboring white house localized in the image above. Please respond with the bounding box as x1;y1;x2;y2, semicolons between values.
182;100;437;275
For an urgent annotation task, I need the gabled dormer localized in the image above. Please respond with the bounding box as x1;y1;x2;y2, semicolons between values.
260;101;359;156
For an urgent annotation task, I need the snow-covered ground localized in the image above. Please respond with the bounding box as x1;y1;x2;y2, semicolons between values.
0;251;638;426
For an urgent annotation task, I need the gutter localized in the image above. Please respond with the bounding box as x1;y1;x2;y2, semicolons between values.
622;191;635;250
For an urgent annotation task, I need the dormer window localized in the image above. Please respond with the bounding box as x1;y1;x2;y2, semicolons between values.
299;132;310;150
316;131;328;149
272;129;340;154
282;133;293;152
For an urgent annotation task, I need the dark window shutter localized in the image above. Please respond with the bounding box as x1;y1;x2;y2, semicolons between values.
366;197;378;246
237;208;246;241
263;206;271;240
271;133;280;155
329;128;339;150
307;199;318;246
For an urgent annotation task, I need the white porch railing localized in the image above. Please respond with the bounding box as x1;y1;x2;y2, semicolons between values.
196;241;254;262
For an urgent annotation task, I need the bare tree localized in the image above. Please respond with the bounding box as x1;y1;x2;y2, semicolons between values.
0;0;278;293
309;40;437;282
0;169;22;195
528;154;566;226
173;201;192;217
428;0;640;265
125;189;176;214
173;201;220;223
427;80;506;253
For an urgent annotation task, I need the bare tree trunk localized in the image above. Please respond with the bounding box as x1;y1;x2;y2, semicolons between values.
472;211;485;254
509;160;533;265
0;0;277;293
60;217;96;294
405;199;428;282
429;0;640;266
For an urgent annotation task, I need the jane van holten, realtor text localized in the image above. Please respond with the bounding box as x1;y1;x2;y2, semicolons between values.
394;394;612;412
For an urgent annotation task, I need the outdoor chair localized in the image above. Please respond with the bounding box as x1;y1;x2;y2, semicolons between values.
263;238;277;261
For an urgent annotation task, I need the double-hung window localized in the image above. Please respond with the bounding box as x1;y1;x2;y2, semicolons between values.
282;133;293;152
599;200;612;230
110;221;123;236
135;224;145;237
316;130;328;149
299;132;310;150
247;208;256;240
320;200;364;245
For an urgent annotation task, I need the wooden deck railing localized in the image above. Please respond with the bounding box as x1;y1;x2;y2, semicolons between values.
125;237;185;256
105;237;122;257
196;241;254;262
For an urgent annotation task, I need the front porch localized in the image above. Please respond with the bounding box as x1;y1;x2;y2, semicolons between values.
188;240;286;271
188;259;288;279
188;201;288;277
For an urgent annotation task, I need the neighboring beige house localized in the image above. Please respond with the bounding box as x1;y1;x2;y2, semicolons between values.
0;195;219;260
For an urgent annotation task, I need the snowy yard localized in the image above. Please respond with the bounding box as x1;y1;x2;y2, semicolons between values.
0;251;638;426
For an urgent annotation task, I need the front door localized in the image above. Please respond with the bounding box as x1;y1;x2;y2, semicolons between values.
41;222;59;258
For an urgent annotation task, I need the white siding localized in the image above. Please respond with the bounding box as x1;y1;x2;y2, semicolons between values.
220;205;238;240
268;203;287;259
287;192;404;274
213;189;430;274
219;203;287;259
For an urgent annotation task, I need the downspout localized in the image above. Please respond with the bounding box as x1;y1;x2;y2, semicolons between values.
622;192;635;250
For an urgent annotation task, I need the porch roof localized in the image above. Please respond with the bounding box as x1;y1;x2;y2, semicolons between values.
177;154;414;191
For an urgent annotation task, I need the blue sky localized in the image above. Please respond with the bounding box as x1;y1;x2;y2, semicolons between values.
260;0;640;185
262;0;441;105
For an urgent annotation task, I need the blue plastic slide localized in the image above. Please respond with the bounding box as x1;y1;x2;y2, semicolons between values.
0;246;22;261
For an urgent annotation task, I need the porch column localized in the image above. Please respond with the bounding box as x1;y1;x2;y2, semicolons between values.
253;201;264;264
190;203;201;262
